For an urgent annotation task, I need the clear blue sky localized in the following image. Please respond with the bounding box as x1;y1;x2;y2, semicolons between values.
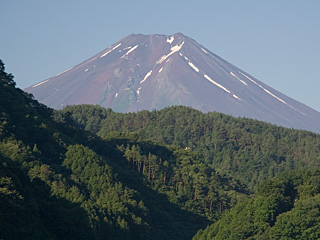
2;0;320;111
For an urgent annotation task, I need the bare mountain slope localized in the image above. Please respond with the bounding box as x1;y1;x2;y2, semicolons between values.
25;33;320;133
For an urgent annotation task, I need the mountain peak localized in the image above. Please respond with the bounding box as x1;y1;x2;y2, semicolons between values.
24;33;320;133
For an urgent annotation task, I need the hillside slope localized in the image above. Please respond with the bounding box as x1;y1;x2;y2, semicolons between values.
1;60;246;239
3;59;320;239
193;170;320;240
63;104;320;191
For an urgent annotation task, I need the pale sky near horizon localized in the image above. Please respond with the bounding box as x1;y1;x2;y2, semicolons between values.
1;0;320;111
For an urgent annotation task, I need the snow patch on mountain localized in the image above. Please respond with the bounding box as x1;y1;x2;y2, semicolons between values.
157;56;167;64
171;41;184;52
100;43;121;58
264;89;287;104
178;52;199;73
239;71;285;101
166;36;174;44
201;48;208;54
157;41;185;64
126;45;138;55
233;94;241;101
188;62;199;72
239;72;258;85
121;45;139;58
239;71;306;115
56;67;73;76
137;87;142;95
140;70;153;84
179;52;190;61
204;74;231;93
32;80;49;88
230;72;247;86
159;67;163;73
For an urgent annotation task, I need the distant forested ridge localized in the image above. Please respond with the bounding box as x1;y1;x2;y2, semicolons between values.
1;58;320;239
63;104;320;191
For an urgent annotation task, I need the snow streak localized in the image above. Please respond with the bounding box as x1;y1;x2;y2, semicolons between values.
176;52;240;101
188;62;199;72
157;41;185;64
204;75;231;93
140;70;153;84
56;67;73;76
121;45;139;58
230;72;247;86
239;71;305;115
201;48;208;54
32;80;49;88
100;43;121;58
125;45;138;55
239;72;285;103
137;87;142;95
233;94;241;101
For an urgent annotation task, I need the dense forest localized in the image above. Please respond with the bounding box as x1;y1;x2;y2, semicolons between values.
193;170;320;239
62;104;320;191
0;60;209;239
1;59;320;239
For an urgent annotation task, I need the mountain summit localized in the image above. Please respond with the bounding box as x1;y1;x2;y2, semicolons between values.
25;33;320;133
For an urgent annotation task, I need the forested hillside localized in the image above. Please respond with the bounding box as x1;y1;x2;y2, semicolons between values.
193;170;320;239
2;58;320;239
63;104;320;191
0;60;213;239
0;60;247;239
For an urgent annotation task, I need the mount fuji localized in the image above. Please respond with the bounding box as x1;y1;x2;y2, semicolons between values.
25;33;320;133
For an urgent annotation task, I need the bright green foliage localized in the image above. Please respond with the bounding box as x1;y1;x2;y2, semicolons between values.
62;144;151;239
269;194;320;239
193;170;320;240
112;141;247;219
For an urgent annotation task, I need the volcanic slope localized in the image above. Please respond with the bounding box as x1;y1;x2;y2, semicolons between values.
25;33;320;133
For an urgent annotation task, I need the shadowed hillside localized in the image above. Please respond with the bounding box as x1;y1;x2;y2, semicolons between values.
2;59;320;239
